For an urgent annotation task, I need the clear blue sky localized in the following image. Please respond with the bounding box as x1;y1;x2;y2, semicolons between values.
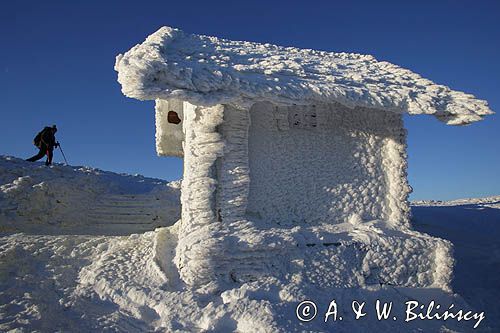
1;0;498;200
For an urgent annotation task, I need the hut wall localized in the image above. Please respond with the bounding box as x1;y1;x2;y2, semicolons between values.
246;102;410;226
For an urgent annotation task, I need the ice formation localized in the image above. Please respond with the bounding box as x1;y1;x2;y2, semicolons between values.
164;100;454;290
114;26;493;313
115;26;493;125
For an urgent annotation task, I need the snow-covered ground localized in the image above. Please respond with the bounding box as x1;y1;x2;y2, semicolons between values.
412;196;500;331
0;156;498;332
0;156;180;235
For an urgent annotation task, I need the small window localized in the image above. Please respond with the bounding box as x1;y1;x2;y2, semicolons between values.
168;111;181;124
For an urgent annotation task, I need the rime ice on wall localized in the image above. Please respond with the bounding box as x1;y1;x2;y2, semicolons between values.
246;102;410;226
215;105;251;224
170;101;450;290
176;102;226;286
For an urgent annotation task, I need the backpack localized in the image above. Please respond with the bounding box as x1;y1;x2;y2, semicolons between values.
33;129;45;147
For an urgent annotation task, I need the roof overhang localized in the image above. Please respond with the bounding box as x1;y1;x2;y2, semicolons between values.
115;26;493;125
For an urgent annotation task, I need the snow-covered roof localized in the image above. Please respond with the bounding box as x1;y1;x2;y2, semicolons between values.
115;27;493;125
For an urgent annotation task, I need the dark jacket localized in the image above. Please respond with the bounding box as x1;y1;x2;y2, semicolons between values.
35;127;56;148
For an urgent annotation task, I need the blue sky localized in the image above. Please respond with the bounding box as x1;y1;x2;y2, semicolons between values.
1;0;498;200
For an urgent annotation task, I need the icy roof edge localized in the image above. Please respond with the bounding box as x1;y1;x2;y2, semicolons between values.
115;26;493;125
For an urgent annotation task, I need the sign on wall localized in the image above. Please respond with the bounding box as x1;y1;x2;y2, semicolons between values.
289;108;317;129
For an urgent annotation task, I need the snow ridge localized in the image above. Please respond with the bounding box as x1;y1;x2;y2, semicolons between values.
115;26;493;125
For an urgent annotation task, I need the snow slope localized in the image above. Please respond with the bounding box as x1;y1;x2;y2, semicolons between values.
0;156;180;235
0;156;498;332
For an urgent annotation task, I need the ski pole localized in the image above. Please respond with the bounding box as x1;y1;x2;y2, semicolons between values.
58;143;68;165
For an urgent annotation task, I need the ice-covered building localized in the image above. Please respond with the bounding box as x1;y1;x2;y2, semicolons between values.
115;27;492;291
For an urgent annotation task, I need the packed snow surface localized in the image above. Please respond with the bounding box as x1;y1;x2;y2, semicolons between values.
1;156;498;332
0;156;180;235
115;27;493;125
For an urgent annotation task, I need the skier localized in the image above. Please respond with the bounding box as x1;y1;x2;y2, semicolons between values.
26;125;59;166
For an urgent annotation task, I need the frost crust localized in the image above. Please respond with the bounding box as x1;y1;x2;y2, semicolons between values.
115;26;493;125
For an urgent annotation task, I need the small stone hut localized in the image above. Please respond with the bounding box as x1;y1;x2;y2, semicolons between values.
115;27;492;290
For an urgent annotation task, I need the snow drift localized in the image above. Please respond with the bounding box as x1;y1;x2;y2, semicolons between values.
0;156;180;235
